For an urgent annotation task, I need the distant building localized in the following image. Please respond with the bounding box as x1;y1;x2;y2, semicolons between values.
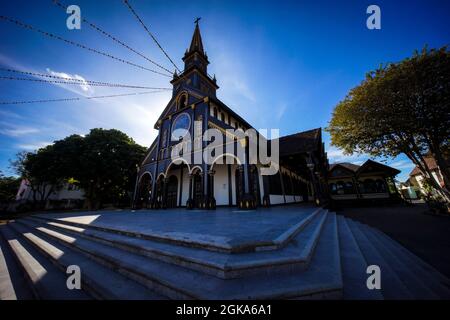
327;160;400;204
409;156;449;198
15;179;84;210
398;178;420;200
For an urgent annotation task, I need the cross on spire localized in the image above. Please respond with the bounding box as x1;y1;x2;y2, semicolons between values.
194;17;201;25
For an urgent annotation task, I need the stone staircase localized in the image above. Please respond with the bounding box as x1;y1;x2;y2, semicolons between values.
1;209;449;300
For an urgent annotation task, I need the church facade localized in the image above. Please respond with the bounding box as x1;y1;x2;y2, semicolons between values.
133;22;329;210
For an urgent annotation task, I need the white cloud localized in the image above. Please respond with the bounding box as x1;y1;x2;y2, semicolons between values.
0;53;93;96
46;68;93;94
327;146;368;164
388;160;415;170
213;50;256;104
71;91;171;147
0;110;23;119
275;103;287;121
0;126;40;137
16;141;52;151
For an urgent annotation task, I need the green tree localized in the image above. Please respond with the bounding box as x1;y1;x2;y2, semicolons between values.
74;128;146;209
327;46;450;202
11;146;65;206
12;129;146;210
0;171;21;202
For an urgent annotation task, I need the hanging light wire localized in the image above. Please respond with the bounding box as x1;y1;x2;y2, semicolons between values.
122;0;181;73
0;90;168;105
0;15;172;78
52;0;173;75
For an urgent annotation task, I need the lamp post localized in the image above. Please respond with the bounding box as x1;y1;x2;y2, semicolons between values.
307;162;320;206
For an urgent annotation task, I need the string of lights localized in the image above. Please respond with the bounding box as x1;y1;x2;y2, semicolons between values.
0;67;170;88
123;0;181;73
52;0;173;75
0;90;168;105
0;15;172;78
0;70;171;90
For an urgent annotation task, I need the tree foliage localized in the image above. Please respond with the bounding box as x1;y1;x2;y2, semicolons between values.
327;46;450;202
12;128;146;209
0;171;21;202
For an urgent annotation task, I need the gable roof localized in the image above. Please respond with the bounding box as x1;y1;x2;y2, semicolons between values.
277;128;322;156
358;159;400;176
329;162;360;172
329;159;400;176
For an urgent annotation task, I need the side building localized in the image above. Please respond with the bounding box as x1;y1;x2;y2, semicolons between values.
327;160;400;205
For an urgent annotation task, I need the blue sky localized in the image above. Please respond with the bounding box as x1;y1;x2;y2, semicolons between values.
0;0;449;181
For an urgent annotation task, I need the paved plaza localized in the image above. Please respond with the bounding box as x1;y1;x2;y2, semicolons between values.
34;205;319;251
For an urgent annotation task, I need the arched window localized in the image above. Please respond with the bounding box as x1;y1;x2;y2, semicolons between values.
177;93;188;110
213;107;218;118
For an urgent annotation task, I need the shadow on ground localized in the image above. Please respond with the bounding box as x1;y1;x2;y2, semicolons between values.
337;203;450;278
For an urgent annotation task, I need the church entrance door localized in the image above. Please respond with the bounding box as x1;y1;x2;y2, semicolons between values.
193;173;202;208
166;175;178;208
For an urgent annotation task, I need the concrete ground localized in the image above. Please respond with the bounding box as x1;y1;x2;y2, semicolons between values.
33;204;318;250
337;203;450;279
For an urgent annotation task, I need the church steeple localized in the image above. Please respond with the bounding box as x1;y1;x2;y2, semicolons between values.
171;19;218;96
188;19;205;55
183;18;209;73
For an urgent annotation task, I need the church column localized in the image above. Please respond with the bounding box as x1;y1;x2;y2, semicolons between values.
240;137;256;209
207;169;216;209
227;164;233;206
186;173;194;209
178;166;184;207
262;174;271;207
161;177;169;209
199;171;205;208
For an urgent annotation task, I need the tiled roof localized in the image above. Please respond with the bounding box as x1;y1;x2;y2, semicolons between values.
278;128;322;156
329;162;360;172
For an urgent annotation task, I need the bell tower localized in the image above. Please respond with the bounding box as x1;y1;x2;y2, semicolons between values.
183;18;209;72
171;18;219;97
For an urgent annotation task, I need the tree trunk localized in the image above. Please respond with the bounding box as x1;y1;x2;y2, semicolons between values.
405;150;450;203
429;139;450;192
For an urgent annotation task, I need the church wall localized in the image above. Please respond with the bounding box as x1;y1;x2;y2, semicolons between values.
285;195;296;203
269;195;285;205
